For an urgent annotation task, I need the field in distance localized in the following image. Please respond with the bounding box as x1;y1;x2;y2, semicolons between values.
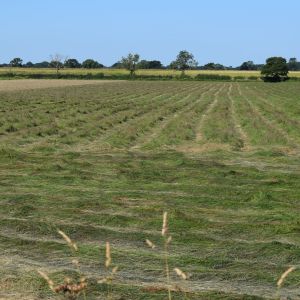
1;67;300;78
0;80;300;299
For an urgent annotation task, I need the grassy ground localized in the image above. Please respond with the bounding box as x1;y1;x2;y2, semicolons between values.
0;81;300;299
1;67;300;78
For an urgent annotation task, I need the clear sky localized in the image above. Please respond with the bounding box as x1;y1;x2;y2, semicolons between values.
1;0;299;66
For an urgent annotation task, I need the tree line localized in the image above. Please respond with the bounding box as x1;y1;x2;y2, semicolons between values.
1;51;298;82
2;52;299;72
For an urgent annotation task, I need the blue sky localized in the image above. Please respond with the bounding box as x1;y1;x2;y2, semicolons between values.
1;0;299;66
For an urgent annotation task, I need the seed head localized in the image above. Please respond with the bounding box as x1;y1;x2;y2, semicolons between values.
58;230;78;251
174;268;187;280
37;270;55;291
105;242;111;268
145;239;156;249
162;212;168;236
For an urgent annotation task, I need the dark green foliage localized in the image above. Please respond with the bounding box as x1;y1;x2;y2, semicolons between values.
203;62;225;70
138;60;163;69
240;61;257;70
288;58;300;71
82;59;104;69
169;50;198;74
24;61;34;68
110;61;123;68
64;58;81;68
261;57;289;82
9;57;23;67
33;61;50;68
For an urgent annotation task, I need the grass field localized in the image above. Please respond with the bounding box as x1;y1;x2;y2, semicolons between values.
1;67;300;78
0;80;300;299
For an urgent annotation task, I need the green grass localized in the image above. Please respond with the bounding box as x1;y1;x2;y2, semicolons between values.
0;81;300;299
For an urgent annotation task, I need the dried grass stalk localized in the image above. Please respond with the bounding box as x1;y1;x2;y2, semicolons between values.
37;270;54;291
146;239;156;249
105;242;111;268
58;230;78;251
162;212;168;236
277;266;296;287
174;268;187;280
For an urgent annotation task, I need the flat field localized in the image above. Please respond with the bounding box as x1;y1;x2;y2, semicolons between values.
1;67;300;78
0;80;300;299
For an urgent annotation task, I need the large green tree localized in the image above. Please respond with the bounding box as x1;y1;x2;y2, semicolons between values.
121;53;140;77
261;57;289;82
170;50;198;75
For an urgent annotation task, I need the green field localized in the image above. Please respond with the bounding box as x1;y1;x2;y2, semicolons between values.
1;67;300;78
0;80;300;299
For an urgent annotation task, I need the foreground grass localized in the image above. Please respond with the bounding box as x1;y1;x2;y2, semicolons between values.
0;81;300;299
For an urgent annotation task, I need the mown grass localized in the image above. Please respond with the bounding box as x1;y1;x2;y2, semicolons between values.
0;81;300;299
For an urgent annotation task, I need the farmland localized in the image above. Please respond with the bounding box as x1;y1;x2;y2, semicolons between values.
0;80;300;299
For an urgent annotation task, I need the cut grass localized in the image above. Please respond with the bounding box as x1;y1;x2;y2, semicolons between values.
0;80;300;299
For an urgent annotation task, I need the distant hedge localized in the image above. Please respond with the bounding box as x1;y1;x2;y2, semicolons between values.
1;71;298;82
0;72;105;80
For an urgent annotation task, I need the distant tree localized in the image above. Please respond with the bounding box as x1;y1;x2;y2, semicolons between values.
24;61;34;68
111;61;123;68
120;53;140;77
138;60;150;69
203;63;216;70
148;60;163;69
254;64;264;71
82;59;103;69
64;58;81;68
239;61;256;70
288;58;299;71
10;57;23;67
170;50;198;75
34;61;50;68
138;60;163;69
168;61;178;70
203;62;225;70
261;57;289;82
50;54;66;75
